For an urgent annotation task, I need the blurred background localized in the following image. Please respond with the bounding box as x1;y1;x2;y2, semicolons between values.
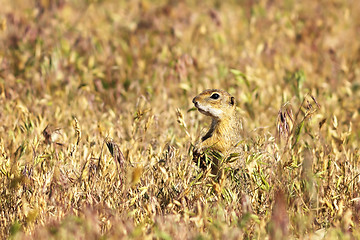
1;0;360;239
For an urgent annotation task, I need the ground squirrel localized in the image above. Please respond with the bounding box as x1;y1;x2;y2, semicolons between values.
192;89;242;172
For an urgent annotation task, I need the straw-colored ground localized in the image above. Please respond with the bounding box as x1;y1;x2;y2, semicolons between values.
1;0;360;239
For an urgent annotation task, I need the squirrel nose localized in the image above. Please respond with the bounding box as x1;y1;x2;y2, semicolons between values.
193;98;199;108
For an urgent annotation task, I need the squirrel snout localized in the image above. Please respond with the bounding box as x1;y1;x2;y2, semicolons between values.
193;98;200;108
193;97;199;108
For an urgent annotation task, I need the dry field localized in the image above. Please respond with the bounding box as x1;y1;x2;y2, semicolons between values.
1;0;360;239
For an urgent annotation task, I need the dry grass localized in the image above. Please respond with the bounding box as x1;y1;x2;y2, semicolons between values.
1;0;360;239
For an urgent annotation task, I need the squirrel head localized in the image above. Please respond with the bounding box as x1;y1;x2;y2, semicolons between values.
192;89;236;119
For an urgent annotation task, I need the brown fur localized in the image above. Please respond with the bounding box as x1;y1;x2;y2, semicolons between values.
192;89;242;172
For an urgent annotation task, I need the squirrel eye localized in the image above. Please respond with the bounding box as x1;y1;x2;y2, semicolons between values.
210;93;220;99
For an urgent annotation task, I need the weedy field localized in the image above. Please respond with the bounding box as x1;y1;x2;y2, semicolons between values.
1;0;360;239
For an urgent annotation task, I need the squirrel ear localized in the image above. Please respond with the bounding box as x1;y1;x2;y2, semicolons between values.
230;96;235;106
